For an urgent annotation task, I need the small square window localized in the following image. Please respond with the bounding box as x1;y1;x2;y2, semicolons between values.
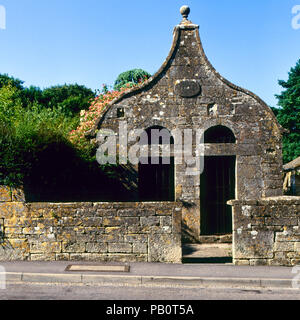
117;108;125;118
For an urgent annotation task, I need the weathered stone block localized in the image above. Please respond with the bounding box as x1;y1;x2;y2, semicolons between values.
276;231;300;242
124;234;148;243
233;259;250;266
105;254;147;263
133;243;148;254
94;209;117;217
233;230;274;259
160;216;172;227
0;239;30;261
56;253;70;261
86;242;107;253
105;226;125;235
0;186;11;202
22;227;36;235
265;217;298;226
140;216;160;226
82;217;103;227
1;202;25;219
11;188;25;202
250;259;268;266
148;233;181;263
4;227;23;237
108;243;132;253
102;217;122;227
294;242;300;253
62;241;85;253
99;234;124;243
268;258;292;266
30;241;62;254
30;253;56;261
155;209;173;216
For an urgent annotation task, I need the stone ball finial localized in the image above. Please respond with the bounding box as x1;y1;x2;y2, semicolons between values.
180;5;190;19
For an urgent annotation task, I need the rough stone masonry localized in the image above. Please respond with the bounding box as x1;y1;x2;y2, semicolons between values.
0;186;182;262
228;197;300;266
0;7;299;264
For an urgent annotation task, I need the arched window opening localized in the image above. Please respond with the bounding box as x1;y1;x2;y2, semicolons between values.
139;126;174;145
204;125;236;143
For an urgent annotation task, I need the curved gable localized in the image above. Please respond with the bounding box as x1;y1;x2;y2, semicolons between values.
87;13;283;138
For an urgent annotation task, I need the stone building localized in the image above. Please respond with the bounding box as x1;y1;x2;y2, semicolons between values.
89;6;284;243
1;6;299;265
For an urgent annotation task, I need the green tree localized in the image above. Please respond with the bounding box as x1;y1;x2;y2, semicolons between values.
275;59;300;164
114;69;151;90
39;84;96;116
23;86;43;105
0;74;24;91
0;83;23;124
0;74;28;107
0;75;96;115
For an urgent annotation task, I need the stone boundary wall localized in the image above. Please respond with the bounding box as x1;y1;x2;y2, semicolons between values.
0;188;182;263
228;196;300;266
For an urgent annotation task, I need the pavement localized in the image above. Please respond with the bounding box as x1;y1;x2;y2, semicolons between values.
0;261;298;290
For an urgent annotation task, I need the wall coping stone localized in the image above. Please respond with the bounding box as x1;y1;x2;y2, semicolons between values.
228;196;300;206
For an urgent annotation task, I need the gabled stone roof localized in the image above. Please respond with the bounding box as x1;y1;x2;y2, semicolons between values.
86;6;284;138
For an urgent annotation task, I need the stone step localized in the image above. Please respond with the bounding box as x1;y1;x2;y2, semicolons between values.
182;243;232;259
198;234;232;244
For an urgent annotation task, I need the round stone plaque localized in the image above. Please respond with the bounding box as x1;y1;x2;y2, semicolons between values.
175;80;201;98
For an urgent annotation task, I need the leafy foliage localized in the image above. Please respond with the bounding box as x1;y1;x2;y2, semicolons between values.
275;59;300;164
0;83;78;187
114;69;151;90
0;76;91;188
38;84;96;116
70;82;144;159
0;74;24;91
0;74;96;116
0;72;146;201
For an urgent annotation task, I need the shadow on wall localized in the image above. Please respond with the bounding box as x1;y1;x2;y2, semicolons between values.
180;201;198;243
22;141;139;202
182;223;200;244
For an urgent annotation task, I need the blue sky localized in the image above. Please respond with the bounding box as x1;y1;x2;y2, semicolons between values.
0;0;299;107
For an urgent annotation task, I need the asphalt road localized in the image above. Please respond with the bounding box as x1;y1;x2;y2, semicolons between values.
1;282;300;300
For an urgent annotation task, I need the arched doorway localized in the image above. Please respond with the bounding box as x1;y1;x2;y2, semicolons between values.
138;126;175;201
200;126;236;235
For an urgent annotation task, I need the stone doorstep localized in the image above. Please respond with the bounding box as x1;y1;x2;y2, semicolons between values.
182;243;232;258
198;234;233;244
